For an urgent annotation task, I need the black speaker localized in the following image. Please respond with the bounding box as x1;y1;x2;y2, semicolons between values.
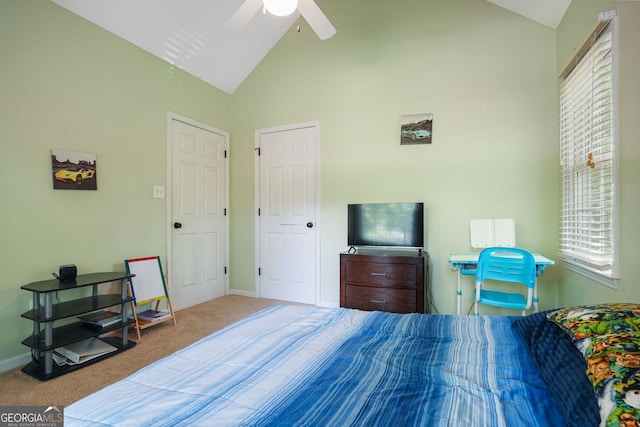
59;264;77;281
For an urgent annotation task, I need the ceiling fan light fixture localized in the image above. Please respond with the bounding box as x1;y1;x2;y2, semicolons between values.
263;0;298;17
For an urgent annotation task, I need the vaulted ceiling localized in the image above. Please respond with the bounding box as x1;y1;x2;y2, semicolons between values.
50;0;571;94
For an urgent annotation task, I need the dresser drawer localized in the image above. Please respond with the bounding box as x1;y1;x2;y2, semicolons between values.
344;285;416;314
340;251;427;314
345;261;417;287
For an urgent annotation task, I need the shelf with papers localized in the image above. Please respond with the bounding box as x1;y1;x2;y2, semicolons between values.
20;272;137;381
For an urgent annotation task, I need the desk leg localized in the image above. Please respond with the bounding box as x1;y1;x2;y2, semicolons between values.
456;269;462;315
533;278;539;313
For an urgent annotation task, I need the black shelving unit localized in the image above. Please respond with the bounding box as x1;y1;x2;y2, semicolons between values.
21;272;136;380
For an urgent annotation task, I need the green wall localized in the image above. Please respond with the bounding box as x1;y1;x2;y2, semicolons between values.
2;0;638;371
555;1;640;306
230;0;560;311
0;1;230;366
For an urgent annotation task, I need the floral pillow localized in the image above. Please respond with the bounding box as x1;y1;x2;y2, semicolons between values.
547;303;640;352
581;332;640;426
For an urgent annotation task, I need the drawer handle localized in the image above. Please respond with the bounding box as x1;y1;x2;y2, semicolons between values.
371;300;385;304
370;272;386;276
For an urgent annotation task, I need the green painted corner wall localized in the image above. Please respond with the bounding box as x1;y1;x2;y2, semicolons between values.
0;1;230;364
229;0;560;312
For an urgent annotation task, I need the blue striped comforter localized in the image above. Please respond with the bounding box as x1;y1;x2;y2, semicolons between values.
65;306;562;426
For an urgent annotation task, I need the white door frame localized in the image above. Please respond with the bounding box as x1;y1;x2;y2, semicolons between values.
254;121;321;304
166;112;230;301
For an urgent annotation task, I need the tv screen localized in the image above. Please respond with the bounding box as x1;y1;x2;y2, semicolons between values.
348;202;424;248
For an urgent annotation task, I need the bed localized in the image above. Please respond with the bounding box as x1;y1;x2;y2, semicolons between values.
65;303;637;427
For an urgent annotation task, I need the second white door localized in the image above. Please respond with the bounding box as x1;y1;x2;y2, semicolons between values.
256;122;319;305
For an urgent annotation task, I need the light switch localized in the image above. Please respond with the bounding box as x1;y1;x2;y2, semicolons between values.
153;185;165;199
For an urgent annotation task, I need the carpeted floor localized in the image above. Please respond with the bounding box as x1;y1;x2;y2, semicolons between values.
0;295;295;407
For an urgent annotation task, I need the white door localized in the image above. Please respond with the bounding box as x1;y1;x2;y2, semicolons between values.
256;122;319;305
169;116;228;311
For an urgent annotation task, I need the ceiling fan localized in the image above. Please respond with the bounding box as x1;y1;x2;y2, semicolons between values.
225;0;336;40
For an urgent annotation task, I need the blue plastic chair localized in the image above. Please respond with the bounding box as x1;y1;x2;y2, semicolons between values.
474;247;536;316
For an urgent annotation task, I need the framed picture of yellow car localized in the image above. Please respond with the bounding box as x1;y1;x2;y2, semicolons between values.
51;150;97;190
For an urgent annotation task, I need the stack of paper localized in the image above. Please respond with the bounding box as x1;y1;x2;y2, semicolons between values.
136;309;171;322
53;338;117;366
78;310;122;328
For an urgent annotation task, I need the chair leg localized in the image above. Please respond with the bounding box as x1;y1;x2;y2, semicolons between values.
474;301;479;316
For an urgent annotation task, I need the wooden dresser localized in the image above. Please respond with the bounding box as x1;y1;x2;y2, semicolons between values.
340;250;427;314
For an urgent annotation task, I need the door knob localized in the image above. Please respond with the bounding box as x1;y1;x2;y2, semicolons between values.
174;222;182;229
306;222;314;228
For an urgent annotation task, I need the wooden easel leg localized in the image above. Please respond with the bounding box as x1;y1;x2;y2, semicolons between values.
167;297;177;326
155;287;177;326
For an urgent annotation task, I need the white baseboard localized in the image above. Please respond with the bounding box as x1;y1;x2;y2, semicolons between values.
0;352;31;373
317;300;339;308
228;290;337;308
228;289;257;298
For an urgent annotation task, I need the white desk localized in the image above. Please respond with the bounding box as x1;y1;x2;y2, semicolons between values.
448;253;554;315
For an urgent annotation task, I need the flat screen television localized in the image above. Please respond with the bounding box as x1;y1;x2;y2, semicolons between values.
347;202;424;249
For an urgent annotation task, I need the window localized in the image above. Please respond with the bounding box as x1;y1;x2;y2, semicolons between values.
559;11;618;287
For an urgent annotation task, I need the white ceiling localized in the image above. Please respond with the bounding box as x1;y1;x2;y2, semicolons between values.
50;0;571;95
485;0;571;29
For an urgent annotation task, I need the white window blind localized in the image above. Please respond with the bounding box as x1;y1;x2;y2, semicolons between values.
559;12;617;286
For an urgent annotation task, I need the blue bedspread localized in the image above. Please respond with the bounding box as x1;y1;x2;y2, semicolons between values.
65;306;563;426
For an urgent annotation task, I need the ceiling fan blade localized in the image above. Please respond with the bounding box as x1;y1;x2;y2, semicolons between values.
297;0;336;40
225;0;263;32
